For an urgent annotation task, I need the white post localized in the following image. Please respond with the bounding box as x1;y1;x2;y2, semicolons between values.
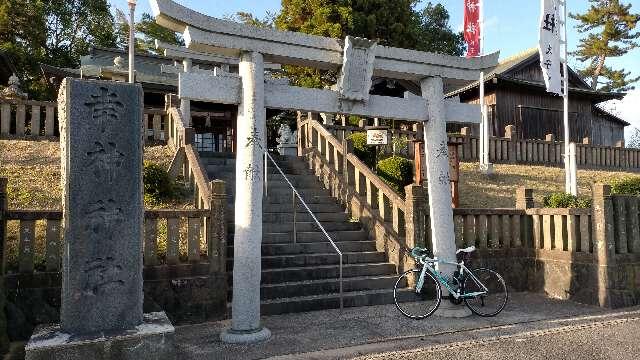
221;51;271;343
181;58;192;127
479;72;485;168
569;142;578;195
127;0;136;83
478;0;493;174
561;0;575;195
421;77;469;317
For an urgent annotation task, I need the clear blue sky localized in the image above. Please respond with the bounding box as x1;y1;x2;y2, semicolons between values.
110;0;640;130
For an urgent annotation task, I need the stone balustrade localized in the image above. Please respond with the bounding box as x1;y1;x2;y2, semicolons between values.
0;98;168;143
1;207;226;275
320;121;640;172
0;99;57;137
300;118;415;272
166;106;214;210
300;116;640;309
0;177;228;335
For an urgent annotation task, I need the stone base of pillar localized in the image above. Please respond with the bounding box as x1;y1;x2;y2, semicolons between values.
434;299;472;318
25;312;176;360
220;326;271;344
479;163;494;175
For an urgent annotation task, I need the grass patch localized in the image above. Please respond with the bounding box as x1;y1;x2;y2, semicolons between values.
458;162;638;208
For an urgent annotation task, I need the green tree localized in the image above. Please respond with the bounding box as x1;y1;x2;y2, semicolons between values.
414;3;465;56
275;0;462;88
115;11;183;54
0;0;117;99
225;11;275;28
571;0;640;91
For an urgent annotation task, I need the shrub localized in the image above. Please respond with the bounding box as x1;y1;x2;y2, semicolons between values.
542;192;591;209
610;177;640;196
143;161;176;205
348;132;377;167
376;155;414;195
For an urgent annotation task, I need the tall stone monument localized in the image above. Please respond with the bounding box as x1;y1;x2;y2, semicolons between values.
25;78;175;360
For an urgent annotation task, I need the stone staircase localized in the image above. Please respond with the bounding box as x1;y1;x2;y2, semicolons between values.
200;152;407;315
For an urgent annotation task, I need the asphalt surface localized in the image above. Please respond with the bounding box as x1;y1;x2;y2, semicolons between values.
174;292;640;360
352;313;640;360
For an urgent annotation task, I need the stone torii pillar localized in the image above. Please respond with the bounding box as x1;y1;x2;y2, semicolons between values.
421;77;470;317
220;51;271;343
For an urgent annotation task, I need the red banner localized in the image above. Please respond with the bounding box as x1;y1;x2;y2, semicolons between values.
464;0;481;57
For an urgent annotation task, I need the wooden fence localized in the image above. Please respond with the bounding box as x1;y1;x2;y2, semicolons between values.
318;119;640;171
0;98;168;143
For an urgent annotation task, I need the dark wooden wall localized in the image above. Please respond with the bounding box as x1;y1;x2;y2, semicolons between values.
494;83;624;146
453;59;626;146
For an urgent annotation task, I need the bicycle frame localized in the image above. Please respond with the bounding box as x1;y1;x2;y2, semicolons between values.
415;255;489;300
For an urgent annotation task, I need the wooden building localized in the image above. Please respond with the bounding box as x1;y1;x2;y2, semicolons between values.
446;48;628;146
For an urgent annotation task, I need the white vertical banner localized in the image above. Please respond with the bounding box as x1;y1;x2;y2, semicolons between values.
538;0;563;96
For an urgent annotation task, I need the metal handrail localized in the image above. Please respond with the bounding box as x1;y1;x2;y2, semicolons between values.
263;150;344;309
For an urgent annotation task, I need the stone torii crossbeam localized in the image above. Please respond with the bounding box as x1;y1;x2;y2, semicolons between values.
150;0;499;344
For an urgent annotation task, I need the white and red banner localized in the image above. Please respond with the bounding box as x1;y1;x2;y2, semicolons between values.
464;0;481;57
538;0;563;95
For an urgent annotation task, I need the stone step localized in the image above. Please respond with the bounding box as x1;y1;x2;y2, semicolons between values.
260;275;404;300
259;230;368;244
229;211;350;224
201;157;235;166
213;177;320;190
223;189;332;203
207;164;312;175
260;252;387;269
260;288;415;315
263;221;361;233
259;262;396;284
263;195;336;205
227;203;342;214
256;240;377;256
227;230;368;245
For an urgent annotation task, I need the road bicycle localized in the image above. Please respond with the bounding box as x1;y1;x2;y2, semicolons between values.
393;246;508;319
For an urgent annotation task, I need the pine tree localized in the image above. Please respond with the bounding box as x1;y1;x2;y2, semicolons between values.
570;0;640;92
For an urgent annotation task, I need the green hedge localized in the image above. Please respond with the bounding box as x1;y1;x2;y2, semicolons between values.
610;176;640;195
143;162;178;206
348;132;376;167
376;155;414;196
542;192;591;209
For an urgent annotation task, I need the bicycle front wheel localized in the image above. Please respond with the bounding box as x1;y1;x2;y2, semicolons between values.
463;268;508;317
394;269;441;319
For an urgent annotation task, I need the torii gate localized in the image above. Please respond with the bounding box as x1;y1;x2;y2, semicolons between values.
150;0;499;344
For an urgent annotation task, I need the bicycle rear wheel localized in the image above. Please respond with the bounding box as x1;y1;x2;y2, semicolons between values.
394;269;441;319
463;268;508;317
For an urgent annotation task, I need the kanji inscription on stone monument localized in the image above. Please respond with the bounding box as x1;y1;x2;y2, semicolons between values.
58;78;144;335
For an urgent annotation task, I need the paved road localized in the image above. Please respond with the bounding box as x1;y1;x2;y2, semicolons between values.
354;314;640;360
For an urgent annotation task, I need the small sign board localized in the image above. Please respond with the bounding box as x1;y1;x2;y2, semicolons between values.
366;126;389;145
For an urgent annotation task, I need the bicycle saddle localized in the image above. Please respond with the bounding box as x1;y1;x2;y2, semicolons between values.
456;246;476;254
411;247;431;257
